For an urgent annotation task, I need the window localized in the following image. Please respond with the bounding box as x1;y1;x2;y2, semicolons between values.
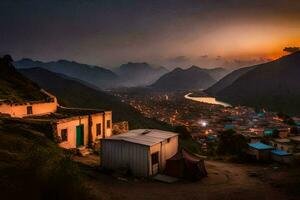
106;120;111;129
27;106;33;115
167;138;170;143
61;129;68;142
151;152;159;165
96;123;102;136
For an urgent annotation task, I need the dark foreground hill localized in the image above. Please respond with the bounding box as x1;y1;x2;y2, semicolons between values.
0;118;93;200
0;55;47;102
19;67;172;129
15;58;119;89
213;52;300;116
151;66;215;91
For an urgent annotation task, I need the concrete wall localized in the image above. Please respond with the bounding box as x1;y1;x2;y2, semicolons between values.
57;111;112;149
57;116;89;149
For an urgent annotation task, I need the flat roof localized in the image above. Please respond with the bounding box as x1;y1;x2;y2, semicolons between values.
248;142;273;150
26;107;106;120
271;149;291;156
104;129;178;146
273;138;291;143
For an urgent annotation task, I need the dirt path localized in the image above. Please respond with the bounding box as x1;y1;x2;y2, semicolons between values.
81;159;290;200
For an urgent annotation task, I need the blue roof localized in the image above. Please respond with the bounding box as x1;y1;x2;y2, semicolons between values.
271;149;291;156
224;124;235;129
248;142;273;150
264;129;273;136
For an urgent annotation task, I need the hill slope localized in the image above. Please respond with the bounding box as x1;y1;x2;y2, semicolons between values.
15;58;119;89
215;52;300;116
19;67;171;129
151;66;215;90
205;65;256;95
0;55;46;102
202;67;228;81
115;62;168;87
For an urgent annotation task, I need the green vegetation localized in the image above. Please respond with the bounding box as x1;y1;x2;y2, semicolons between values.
216;130;248;156
175;126;201;154
0;119;93;200
204;130;248;161
0;55;46;102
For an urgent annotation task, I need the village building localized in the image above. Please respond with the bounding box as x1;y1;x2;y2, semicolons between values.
0;90;114;151
101;129;179;177
0;89;58;118
27;107;113;150
246;142;274;161
289;136;300;153
271;149;293;164
270;138;294;153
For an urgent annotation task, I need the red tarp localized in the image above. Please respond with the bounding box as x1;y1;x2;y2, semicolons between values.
164;149;207;181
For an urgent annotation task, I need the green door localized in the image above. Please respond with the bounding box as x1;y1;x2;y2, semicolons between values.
76;125;84;147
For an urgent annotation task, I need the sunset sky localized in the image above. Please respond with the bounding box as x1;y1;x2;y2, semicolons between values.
0;0;300;69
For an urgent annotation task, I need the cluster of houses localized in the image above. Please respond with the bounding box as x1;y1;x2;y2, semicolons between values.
0;89;206;179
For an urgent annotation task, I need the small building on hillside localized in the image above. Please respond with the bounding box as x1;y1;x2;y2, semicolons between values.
271;149;293;164
0;89;58;118
270;138;293;153
101;129;179;177
27;107;112;150
247;142;274;161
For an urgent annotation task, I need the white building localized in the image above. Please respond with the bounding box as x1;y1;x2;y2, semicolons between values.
101;129;179;177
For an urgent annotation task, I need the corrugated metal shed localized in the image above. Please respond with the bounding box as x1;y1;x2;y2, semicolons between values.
105;129;178;146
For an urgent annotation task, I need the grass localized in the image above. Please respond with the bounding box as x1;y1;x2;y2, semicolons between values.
0;118;94;200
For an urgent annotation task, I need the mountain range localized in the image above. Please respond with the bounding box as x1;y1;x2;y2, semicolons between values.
15;59;169;89
15;58;119;89
150;66;227;91
206;51;300;116
114;62;169;87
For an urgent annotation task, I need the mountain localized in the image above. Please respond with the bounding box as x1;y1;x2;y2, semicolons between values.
115;62;168;87
205;65;256;95
151;66;215;91
15;58;119;89
0;55;47;102
19;67;172;129
205;67;229;81
213;52;300;116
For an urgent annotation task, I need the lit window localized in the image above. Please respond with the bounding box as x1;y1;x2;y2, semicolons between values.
27;106;33;115
61;129;68;142
96;123;102;136
106;120;111;129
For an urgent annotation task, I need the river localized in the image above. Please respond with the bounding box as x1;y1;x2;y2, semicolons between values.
184;93;231;107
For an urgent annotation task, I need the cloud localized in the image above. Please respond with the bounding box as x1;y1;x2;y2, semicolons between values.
199;55;208;59
221;57;272;69
169;56;190;63
283;47;300;53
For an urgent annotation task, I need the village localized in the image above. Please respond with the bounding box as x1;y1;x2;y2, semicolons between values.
1;71;300;199
112;89;300;164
